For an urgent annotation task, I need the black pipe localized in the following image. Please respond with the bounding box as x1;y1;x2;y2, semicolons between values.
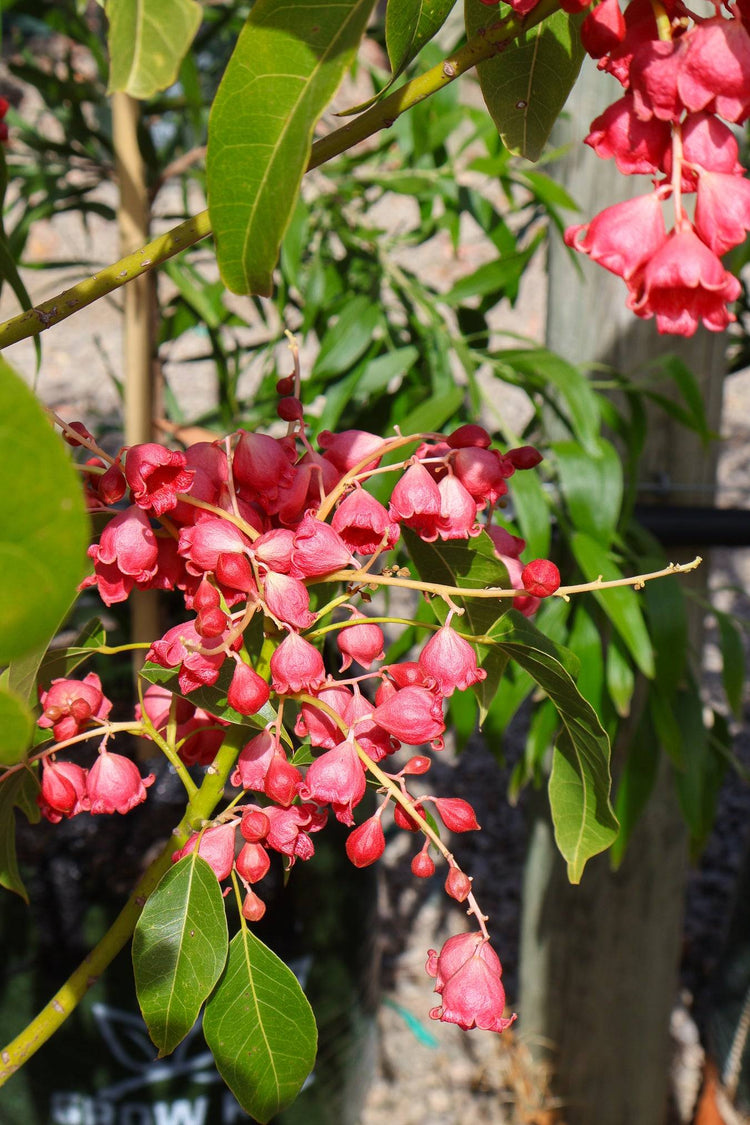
633;505;750;547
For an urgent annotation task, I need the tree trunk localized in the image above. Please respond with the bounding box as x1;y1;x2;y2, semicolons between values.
518;58;726;1125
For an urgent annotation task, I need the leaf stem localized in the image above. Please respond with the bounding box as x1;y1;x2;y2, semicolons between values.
0;725;246;1085
0;0;562;350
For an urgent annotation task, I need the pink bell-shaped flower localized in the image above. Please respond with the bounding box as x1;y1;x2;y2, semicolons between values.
172;823;237;881
426;932;516;1034
627;225;741;336
270;632;326;694
388;462;442;541
87;749;154;815
418;626;486;697
299;739;367;826
372;686;445;749
331;489;400;555
337;611;385;671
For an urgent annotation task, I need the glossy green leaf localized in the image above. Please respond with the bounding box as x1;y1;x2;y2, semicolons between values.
0;689;33;767
0;359;89;664
387;0;457;84
570;532;655;679
553;437;622;543
207;0;375;295
0;769;41;902
203;927;317;1123
106;0;202;99
495;610;617;881
402;528;511;721
567;604;604;717
133;853;229;1057
464;1;585;160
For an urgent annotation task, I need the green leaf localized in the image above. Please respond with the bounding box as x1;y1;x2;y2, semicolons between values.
0;770;41;902
402;528;512;721
715;609;744;719
443;236;542;305
672;685;725;853
203;927;317;1123
386;0;457;85
140;660;277;731
10;616;105;709
493;347;601;455
610;708;660;869
642;568;686;696
106;0;202;99
570;532;655;679
495;611;617;881
0;360;89;664
207;0;375;295
0;689;33;767
567;603;605;716
312;297;382;380
552;437;622;543
605;635;634;718
133;853;229;1057
464;2;585;160
506;467;550;560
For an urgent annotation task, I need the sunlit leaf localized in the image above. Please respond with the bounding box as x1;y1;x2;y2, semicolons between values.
106;0;202;98
203;927;317;1123
207;0;375;295
465;0;585;160
133;853;229;1056
0;359;89;664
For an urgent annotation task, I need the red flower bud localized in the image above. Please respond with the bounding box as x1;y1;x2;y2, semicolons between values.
393;801;425;832
345;816;386;868
235;842;271;884
242;890;267;921
227;662;270;716
520;558;561;597
411;847;436;878
402;755;431;775
240;807;271;842
63;421;95;447
433;797;480;833
445;867;472;902
277;396;304;422
505;445;543;470
264;752;302;808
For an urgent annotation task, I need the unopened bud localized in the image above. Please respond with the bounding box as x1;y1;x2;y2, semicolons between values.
402;755;431;775
411;848;435;878
445;866;472;902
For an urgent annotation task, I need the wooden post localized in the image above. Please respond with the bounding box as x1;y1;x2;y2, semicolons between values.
518;59;726;1125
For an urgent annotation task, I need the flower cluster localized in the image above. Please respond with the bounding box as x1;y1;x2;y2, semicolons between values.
482;0;750;335
37;387;564;1035
566;0;750;336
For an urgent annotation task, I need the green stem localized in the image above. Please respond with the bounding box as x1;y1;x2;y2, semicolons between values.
0;0;562;350
0;724;246;1086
